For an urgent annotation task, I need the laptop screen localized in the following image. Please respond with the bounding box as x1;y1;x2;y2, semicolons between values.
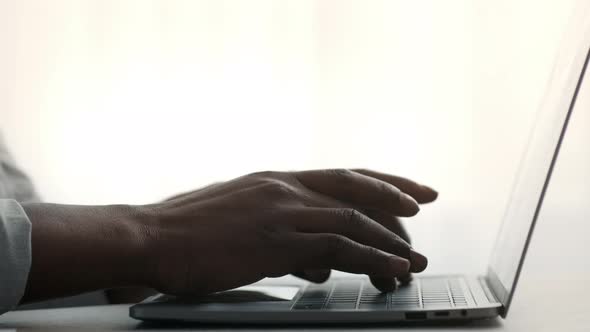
487;2;590;315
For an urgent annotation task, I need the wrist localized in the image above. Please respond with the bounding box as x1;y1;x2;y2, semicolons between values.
20;202;158;302
117;204;160;288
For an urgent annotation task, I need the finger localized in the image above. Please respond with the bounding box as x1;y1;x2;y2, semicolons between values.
352;169;438;204
293;190;414;248
296;195;419;276
278;190;427;274
287;207;427;273
362;209;416;281
290;233;410;292
369;275;398;293
362;209;411;244
295;169;420;217
397;274;413;285
291;269;331;283
294;186;411;242
295;189;410;242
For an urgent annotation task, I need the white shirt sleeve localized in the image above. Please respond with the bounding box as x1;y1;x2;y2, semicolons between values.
0;199;32;315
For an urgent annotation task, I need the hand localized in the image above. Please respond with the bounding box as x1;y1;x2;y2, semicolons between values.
138;169;438;295
20;168;436;304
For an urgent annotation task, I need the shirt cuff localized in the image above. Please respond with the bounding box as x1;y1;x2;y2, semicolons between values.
0;199;32;314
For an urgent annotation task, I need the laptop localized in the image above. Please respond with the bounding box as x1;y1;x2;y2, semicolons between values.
130;3;590;324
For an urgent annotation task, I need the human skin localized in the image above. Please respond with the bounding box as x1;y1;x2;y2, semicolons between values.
20;169;437;304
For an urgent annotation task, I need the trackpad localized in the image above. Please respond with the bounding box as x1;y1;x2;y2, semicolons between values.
149;285;301;311
194;285;300;303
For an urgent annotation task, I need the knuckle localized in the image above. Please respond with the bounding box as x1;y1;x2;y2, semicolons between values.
258;223;283;247
329;168;354;178
261;180;298;198
249;170;280;179
366;245;384;259
339;208;366;229
323;234;349;258
376;181;401;205
376;180;396;197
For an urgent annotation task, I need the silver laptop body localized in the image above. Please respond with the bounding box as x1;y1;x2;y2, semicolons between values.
130;3;590;324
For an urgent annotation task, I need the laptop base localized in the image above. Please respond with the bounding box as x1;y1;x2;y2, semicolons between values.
130;275;502;324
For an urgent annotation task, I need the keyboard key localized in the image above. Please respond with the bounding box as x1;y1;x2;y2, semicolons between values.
293;303;324;310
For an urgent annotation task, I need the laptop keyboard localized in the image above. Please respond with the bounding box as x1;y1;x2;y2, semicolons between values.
292;277;471;310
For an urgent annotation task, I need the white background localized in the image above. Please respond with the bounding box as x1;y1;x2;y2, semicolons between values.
1;0;588;276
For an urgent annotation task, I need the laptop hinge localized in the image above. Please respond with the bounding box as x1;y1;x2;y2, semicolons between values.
481;276;505;317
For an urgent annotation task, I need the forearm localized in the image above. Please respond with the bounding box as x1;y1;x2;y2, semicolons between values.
19;203;149;303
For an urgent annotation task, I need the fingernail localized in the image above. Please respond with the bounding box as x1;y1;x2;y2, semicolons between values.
409;249;428;273
392;256;412;277
400;193;420;215
369;275;397;293
390;255;412;277
421;185;438;198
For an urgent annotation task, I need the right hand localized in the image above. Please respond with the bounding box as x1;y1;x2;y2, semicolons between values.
137;169;438;296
